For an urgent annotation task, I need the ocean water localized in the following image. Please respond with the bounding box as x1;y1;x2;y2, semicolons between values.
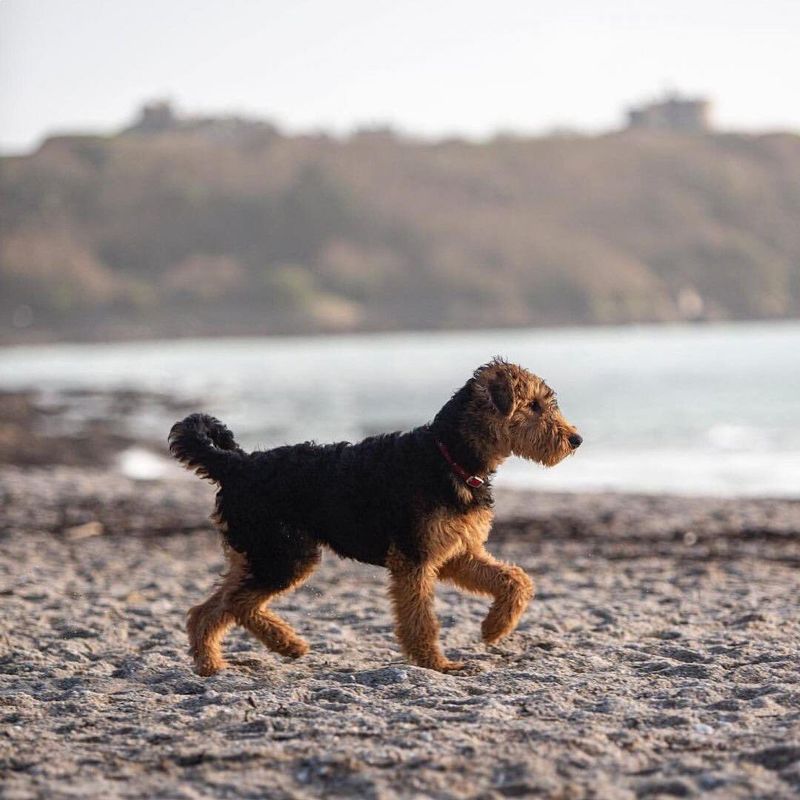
1;321;798;497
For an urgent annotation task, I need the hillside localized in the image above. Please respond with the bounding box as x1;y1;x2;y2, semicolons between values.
2;117;800;342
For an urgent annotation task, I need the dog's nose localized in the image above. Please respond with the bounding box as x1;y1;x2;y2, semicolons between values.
568;433;583;449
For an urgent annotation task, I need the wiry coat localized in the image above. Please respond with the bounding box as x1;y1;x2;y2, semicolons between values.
169;359;581;674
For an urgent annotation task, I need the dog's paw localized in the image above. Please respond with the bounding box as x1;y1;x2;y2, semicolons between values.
481;617;513;645
417;657;466;673
437;659;467;672
194;658;227;677
280;639;309;659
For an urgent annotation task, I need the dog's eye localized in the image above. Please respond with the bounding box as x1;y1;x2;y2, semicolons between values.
530;400;542;413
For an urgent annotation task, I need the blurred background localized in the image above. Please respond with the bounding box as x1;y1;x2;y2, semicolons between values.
1;0;799;496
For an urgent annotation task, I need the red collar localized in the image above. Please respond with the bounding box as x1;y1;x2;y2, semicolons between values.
435;440;485;489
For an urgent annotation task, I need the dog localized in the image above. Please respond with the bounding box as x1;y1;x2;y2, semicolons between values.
169;358;581;674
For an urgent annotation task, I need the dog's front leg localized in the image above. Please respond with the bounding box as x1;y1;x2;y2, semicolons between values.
438;550;534;645
387;554;464;672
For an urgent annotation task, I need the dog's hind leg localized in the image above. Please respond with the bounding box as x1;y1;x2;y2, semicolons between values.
438;550;534;645
187;589;235;676
227;590;309;659
226;552;319;660
187;547;251;675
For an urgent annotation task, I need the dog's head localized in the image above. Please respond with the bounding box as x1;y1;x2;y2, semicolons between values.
459;358;582;468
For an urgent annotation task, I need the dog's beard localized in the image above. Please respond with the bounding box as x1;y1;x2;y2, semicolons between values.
511;425;574;468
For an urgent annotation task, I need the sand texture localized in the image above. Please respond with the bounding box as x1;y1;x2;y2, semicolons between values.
1;467;799;799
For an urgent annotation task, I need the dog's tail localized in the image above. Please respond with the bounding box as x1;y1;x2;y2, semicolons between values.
168;413;244;483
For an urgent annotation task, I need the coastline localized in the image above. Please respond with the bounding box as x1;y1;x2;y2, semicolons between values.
2;315;798;351
2;462;799;548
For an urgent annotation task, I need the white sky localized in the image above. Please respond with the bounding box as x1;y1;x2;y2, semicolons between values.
1;0;799;153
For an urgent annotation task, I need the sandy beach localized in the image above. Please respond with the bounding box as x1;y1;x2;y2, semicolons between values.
1;390;800;799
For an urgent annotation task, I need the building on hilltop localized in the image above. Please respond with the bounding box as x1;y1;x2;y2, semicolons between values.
122;100;280;144
126;100;179;134
626;93;712;133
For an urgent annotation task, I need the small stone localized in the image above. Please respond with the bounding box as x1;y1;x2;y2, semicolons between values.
693;723;714;735
64;521;104;540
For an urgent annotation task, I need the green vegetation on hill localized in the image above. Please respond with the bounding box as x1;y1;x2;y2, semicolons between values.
2;122;799;342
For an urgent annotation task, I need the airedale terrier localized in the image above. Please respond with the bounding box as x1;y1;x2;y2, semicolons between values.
169;358;581;674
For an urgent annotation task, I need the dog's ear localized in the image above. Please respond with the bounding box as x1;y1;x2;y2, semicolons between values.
487;373;514;417
476;360;515;417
